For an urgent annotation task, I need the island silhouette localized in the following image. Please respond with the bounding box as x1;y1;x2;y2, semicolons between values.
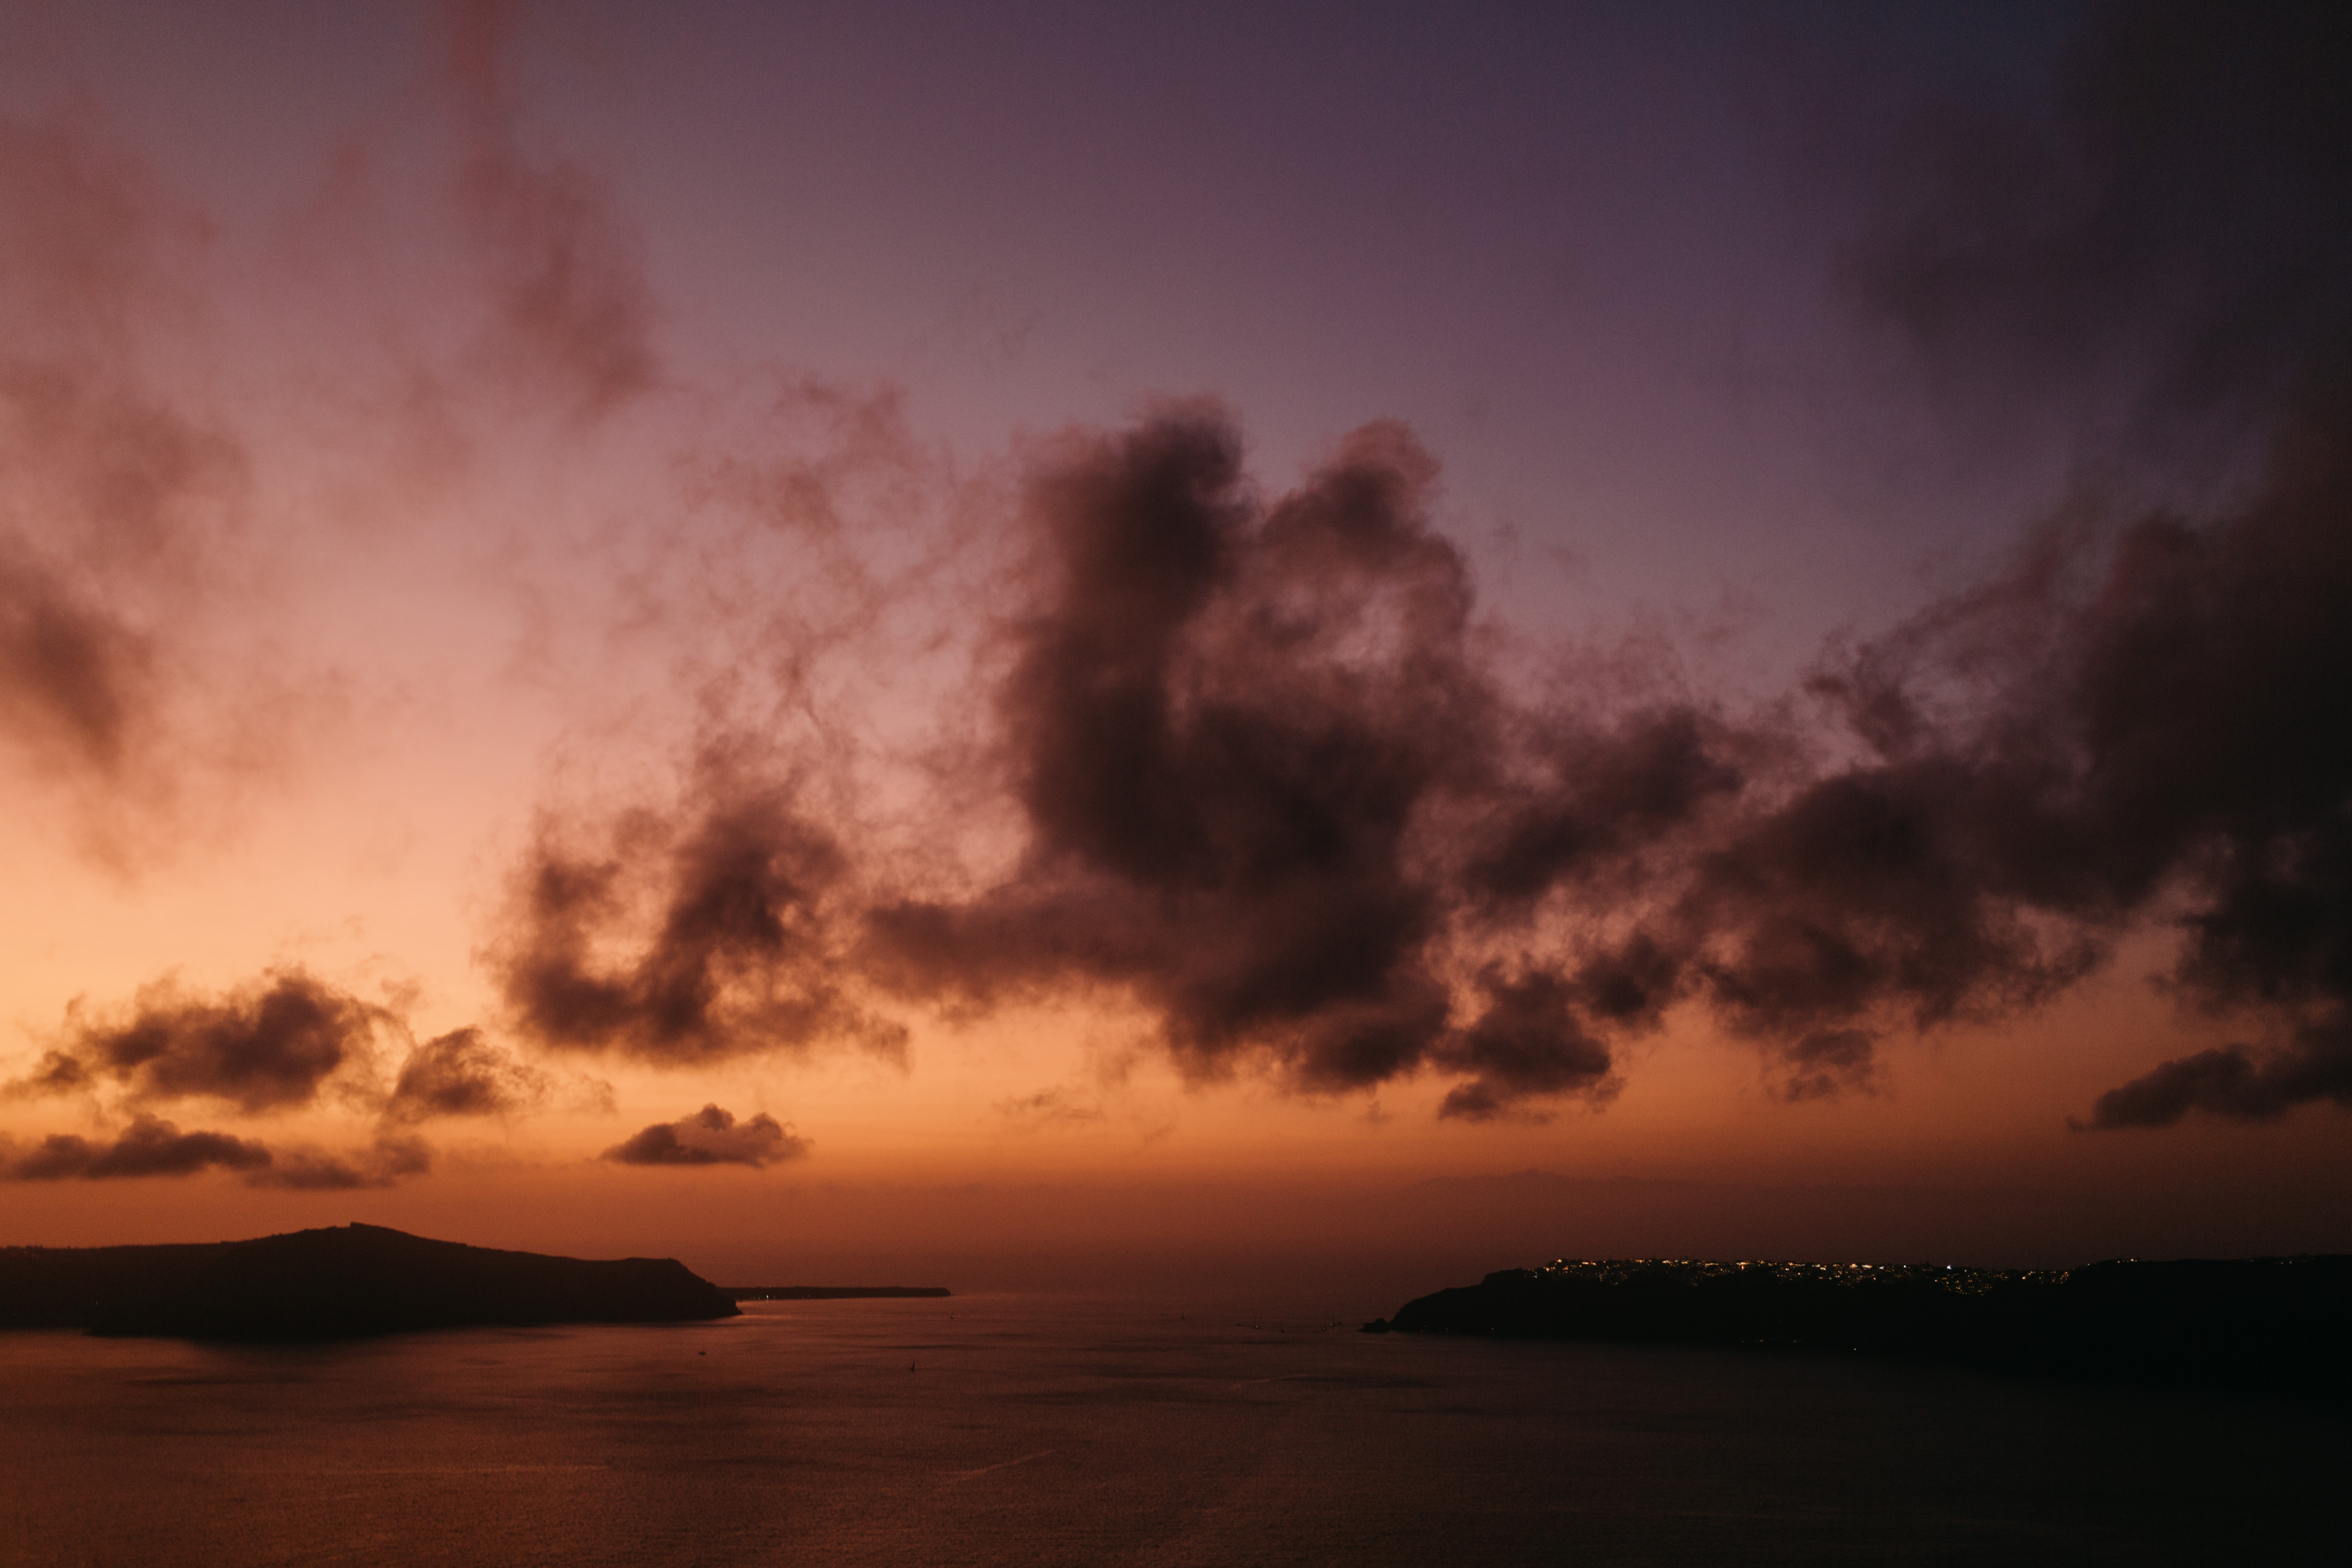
724;1286;950;1300
1365;1256;2352;1398
0;1224;745;1340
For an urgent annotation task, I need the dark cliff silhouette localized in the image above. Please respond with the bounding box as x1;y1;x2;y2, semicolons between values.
0;1223;739;1340
723;1286;949;1300
1364;1256;2352;1398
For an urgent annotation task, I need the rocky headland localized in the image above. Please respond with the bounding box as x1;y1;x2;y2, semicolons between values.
0;1223;740;1340
1365;1255;2352;1398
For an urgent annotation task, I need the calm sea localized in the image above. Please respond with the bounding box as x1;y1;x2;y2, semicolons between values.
2;1293;2344;1566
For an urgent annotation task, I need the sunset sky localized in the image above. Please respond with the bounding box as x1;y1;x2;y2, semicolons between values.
2;1;2345;1294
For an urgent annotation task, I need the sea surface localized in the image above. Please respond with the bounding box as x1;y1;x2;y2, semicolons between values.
3;1293;2345;1566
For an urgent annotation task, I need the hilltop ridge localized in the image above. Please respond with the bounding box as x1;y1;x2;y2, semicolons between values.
0;1224;739;1340
1365;1255;2352;1398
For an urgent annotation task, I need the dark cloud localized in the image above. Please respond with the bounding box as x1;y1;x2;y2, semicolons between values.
601;1103;807;1168
1819;0;2352;1124
18;970;389;1114
1578;743;2113;1077
518;370;2348;1125
1460;708;1746;909
0;1116;430;1187
1;1114;270;1181
0;545;154;780
469;3;2347;1129
2074;1021;2352;1131
863;409;1691;1111
1434;972;1617;1122
250;1136;433;1191
443;0;658;417
870;355;2347;1122
1556;375;2351;1120
384;1027;544;1124
493;743;905;1064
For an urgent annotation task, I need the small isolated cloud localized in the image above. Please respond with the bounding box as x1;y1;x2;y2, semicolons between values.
383;1027;544;1123
601;1103;808;1168
1;1114;269;1180
994;1087;1108;1128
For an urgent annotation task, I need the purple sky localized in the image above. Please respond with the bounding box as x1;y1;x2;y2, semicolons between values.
2;2;2346;1277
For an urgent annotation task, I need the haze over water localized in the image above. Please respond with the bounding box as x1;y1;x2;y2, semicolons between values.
5;1298;2345;1566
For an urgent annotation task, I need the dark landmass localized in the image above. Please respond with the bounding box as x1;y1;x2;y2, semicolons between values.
1365;1256;2352;1399
724;1286;950;1300
0;1223;739;1340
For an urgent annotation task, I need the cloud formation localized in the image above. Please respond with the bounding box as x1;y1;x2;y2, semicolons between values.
0;108;251;836
19;0;2323;1142
16;969;391;1114
860;412;1676;1113
0;544;155;781
1;1114;271;1181
250;1136;433;1191
1831;0;2352;1124
0;1115;430;1186
493;743;905;1064
510;330;2347;1128
1542;373;2351;1121
854;399;2184;1116
2075;1023;2352;1132
443;0;658;417
600;1103;808;1167
383;1027;545;1123
796;347;2347;1126
1849;0;2352;449
1432;972;1620;1122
